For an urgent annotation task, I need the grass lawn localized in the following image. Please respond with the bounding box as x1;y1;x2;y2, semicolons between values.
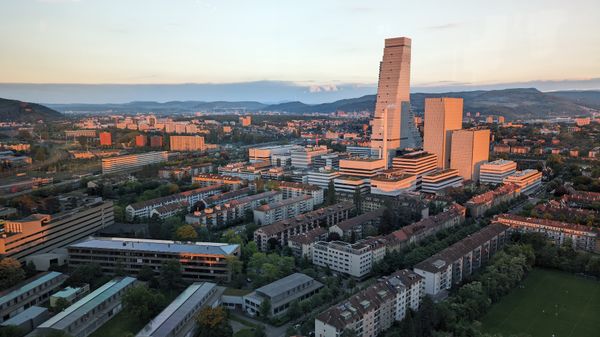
233;328;255;337
89;310;145;337
481;268;600;337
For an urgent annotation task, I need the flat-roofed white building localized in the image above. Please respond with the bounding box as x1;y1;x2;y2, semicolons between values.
35;277;137;337
421;169;463;195
503;169;542;194
136;282;224;337
479;159;517;185
291;146;329;169
370;169;417;196
253;195;314;225
312;238;386;278
339;158;385;178
392;151;437;189
307;168;340;190
334;176;370;194
101;151;168;174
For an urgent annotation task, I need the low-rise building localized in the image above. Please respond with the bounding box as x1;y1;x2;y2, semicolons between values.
287;227;328;259
254;202;354;251
136;282;224;337
50;285;90;308
307;168;340;190
272;181;324;205
68;238;240;282
329;208;384;241
35;277;137;337
101;151;168;174
0;272;67;323
493;214;599;252
465;184;520;218
413;223;509;297
192;174;246;190
243;273;323;317
370;170;417;196
0;306;49;335
253;195;314;225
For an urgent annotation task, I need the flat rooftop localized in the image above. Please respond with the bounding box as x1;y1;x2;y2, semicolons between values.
69;237;239;256
255;273;319;299
0;272;65;308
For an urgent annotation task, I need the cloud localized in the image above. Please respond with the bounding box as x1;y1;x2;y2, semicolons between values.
308;84;340;93
425;23;461;30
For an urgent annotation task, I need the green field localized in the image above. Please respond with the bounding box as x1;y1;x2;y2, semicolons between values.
481;268;600;337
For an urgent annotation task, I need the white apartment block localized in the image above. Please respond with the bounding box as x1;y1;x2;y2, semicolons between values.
503;169;542;195
101;151;168;174
291;146;329;169
253;195;314;225
274;181;324;205
315;269;423;337
479;159;517;185
312;238;386;278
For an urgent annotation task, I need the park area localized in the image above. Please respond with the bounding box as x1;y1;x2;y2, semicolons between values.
481;268;600;337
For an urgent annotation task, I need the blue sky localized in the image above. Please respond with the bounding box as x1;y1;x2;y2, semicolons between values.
1;0;599;103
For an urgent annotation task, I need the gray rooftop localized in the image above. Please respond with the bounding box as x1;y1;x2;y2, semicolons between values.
38;277;136;330
136;282;222;337
255;273;316;299
0;306;47;326
69;237;239;256
0;272;65;308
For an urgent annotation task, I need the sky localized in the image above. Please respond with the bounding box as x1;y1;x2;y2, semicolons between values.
1;0;599;103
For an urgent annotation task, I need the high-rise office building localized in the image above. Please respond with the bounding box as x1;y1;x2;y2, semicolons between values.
423;98;463;168
370;37;419;164
450;129;490;181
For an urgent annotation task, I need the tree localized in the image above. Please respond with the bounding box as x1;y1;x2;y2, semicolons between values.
253;325;266;337
175;225;198;241
0;258;25;290
353;189;362;214
159;260;182;290
287;300;302;320
326;180;336;205
196;306;232;337
122;284;166;323
259;298;271;317
66;263;104;288
53;297;70;312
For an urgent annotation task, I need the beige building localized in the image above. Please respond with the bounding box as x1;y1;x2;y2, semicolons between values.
370;37;411;154
423;98;463;168
450;129;490;181
339;158;386;178
170;135;205;151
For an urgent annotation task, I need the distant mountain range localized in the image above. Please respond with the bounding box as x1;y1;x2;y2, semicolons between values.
1;88;599;122
0;98;62;122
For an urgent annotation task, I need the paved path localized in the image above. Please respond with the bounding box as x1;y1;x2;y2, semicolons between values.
229;311;291;337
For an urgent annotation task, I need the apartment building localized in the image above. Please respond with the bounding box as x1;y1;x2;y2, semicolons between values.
253;195;314;225
465;184;520;218
243;273;323;317
35;277;137;337
254;202;354;251
187;191;282;228
421;169;463;195
329;208;384;241
197;187;252;209
192;174;246;190
479;159;517;185
101;151;168;174
0;200;114;261
273;181;325;205
493;214;599;252
414;223;509;296
68;237;240;282
0;272;67;323
315;269;423;337
503;169;542;195
169;135;205;151
125;185;221;220
312;238;386;278
287;227;328;259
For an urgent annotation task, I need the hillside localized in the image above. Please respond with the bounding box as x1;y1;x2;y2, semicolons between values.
546;90;600;109
0;98;62;122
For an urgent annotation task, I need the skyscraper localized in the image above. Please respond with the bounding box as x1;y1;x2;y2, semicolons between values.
450;128;490;181
370;37;413;165
423;97;463;169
